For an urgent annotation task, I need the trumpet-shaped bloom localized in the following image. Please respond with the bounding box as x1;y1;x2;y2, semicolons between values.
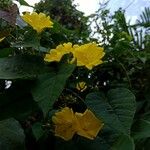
75;109;104;140
72;43;105;70
52;107;78;141
52;107;104;141
44;42;73;62
76;81;87;92
22;12;53;33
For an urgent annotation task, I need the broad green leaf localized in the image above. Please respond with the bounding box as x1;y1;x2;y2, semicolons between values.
131;118;150;140
0;118;25;150
112;134;135;150
86;88;136;134
31;63;75;116
18;0;30;6
32;122;45;141
0;55;47;79
55;136;111;150
75;136;111;150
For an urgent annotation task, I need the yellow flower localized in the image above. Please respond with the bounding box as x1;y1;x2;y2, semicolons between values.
52;107;78;141
44;42;73;62
76;81;87;92
44;42;105;68
22;12;53;33
72;43;105;70
75;109;104;140
52;107;104;141
0;37;5;42
44;50;63;62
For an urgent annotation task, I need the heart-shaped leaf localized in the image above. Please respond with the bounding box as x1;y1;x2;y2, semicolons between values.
86;88;136;134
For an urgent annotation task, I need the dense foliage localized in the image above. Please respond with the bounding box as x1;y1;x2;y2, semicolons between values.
0;0;150;149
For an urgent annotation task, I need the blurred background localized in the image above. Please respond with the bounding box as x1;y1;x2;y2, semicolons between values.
22;0;150;23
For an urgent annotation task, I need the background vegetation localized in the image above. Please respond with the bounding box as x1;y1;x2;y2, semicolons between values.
0;0;150;149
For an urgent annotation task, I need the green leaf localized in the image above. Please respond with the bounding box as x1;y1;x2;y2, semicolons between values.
11;30;48;52
0;55;47;79
112;134;135;150
18;0;30;6
131;118;150;140
55;136;111;150
85;88;136;134
75;136;111;150
31;63;75;116
32;122;45;141
0;118;25;150
0;48;13;58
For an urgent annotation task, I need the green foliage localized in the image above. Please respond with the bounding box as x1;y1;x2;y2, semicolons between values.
12;30;40;49
0;55;47;79
112;134;135;150
18;0;30;6
35;0;91;44
131;114;150;141
0;0;149;149
137;7;150;27
0;118;25;150
86;88;136;134
0;0;12;9
31;63;75;116
32;122;45;141
85;88;136;149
